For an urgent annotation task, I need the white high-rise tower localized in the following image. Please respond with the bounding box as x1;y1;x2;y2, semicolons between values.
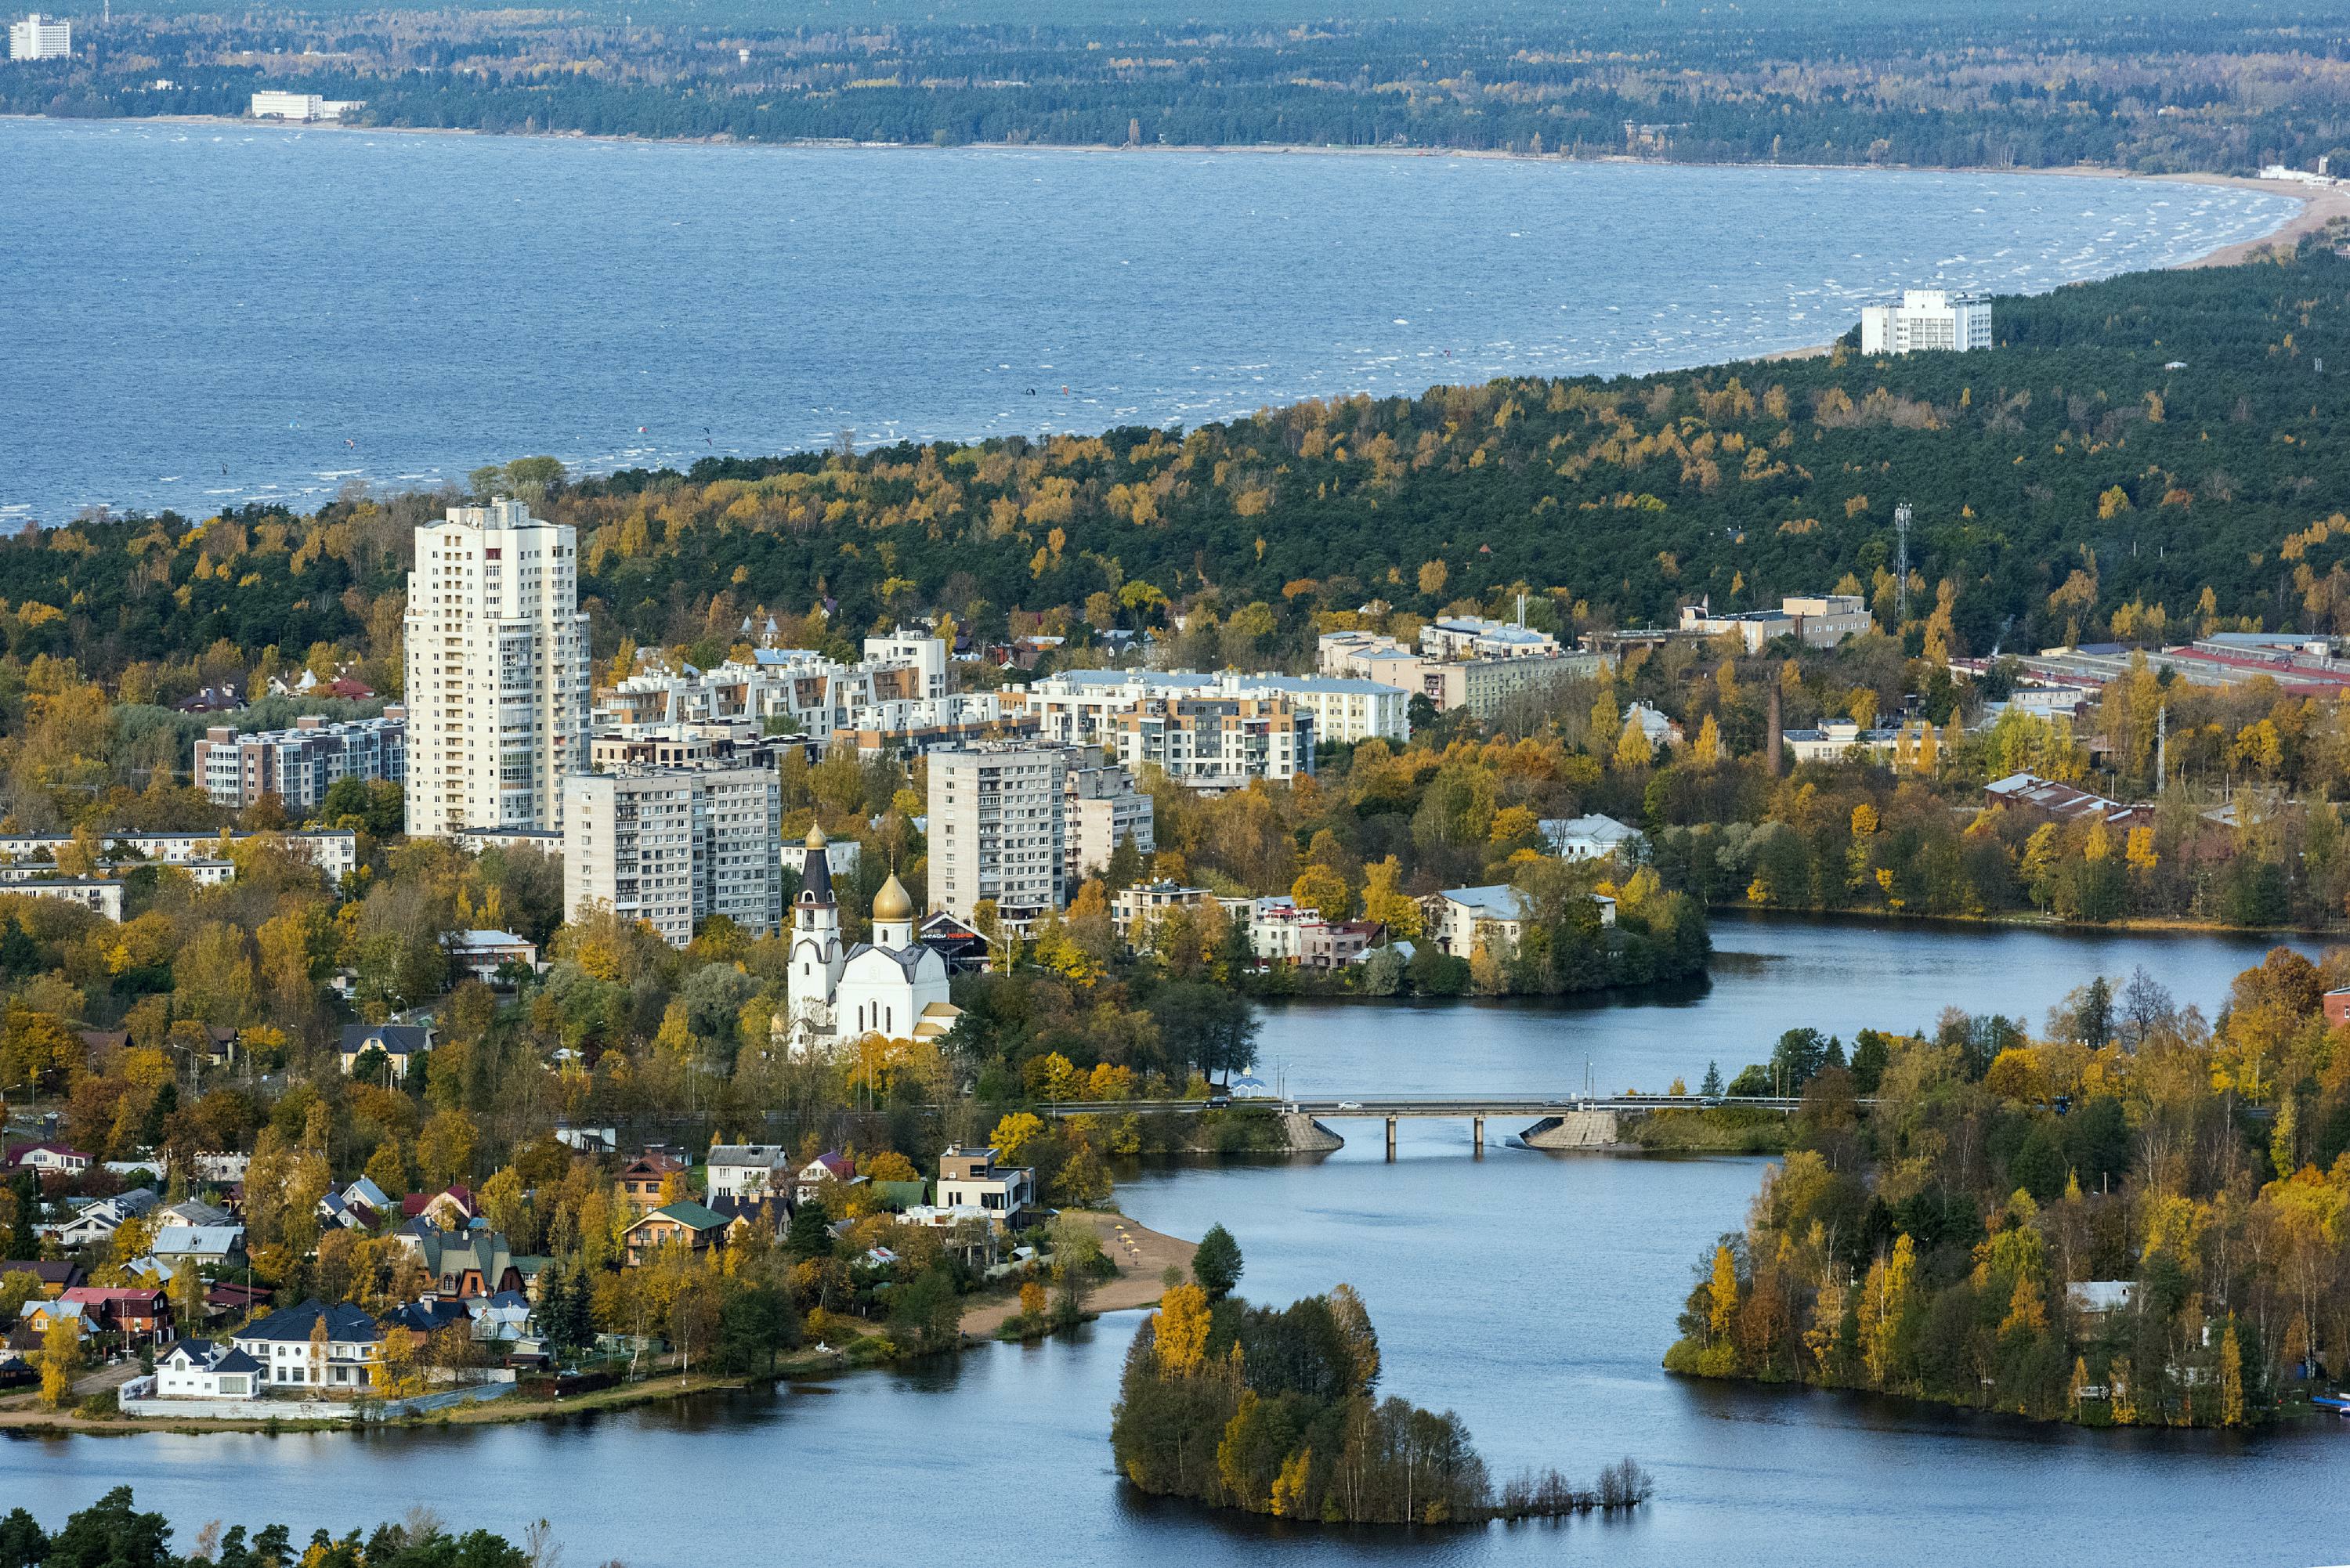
403;498;589;836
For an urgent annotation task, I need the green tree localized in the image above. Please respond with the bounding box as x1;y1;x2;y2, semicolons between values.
1192;1223;1244;1299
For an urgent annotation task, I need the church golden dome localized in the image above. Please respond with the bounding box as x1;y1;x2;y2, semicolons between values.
806;822;827;850
872;873;913;923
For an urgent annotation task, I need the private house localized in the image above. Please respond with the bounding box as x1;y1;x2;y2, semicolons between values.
150;1225;248;1270
2326;988;2350;1028
401;1185;475;1230
1420;884;1617;959
619;1152;685;1211
623;1201;732;1266
704;1143;790;1202
1539;813;1642;863
793;1151;855;1207
49;1187;160;1247
2068;1281;2136;1317
0;1260;83;1299
154;1338;263;1400
444;928;540;983
60;1286;173;1345
157;1198;233;1230
936;1145;1035;1219
6;1142;92;1176
396;1223;528;1301
16;1298;91;1343
1300;919;1380;972
230;1299;384;1392
338;1022;430;1081
317;1176;392;1231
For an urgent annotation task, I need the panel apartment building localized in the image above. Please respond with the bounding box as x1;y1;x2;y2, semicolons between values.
8;13;69;58
927;743;1068;931
562;767;783;947
404;500;590;836
1065;757;1154;878
193;711;407;816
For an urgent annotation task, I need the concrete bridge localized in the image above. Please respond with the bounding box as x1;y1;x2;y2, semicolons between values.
1042;1094;1832;1158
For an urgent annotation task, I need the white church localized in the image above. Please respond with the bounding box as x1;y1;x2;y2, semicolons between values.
783;825;959;1055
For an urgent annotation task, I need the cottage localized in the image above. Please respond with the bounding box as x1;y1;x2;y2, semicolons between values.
793;1151;855;1207
400;1185;475;1229
338;1022;431;1081
60;1286;173;1345
49;1187;160;1247
1301;919;1380;971
6;1142;92;1176
157;1198;233;1230
704;1143;790;1202
396;1223;527;1301
623;1201;732;1266
154;1338;263;1400
936;1145;1035;1219
1538;813;1642;863
0;1259;83;1299
230;1299;384;1391
16;1298;90;1342
151;1225;247;1270
317;1176;392;1231
618;1152;685;1211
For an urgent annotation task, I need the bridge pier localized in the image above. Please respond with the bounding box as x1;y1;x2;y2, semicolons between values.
1385;1115;1397;1162
1473;1115;1484;1158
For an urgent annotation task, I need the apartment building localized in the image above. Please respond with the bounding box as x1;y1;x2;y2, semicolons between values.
927;743;1068;930
8;13;69;58
0;830;357;881
596;629;980;744
193;710;407;817
1418;616;1560;661
1064;757;1154;877
1107;695;1313;793
562;767;783;948
404;500;590;837
1014;668;1405;746
1859;289;1992;354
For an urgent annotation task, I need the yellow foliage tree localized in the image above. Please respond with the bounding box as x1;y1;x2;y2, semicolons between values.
39;1314;80;1408
1152;1281;1212;1376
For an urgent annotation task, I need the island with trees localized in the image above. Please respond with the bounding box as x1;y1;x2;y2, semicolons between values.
1114;1227;1652;1524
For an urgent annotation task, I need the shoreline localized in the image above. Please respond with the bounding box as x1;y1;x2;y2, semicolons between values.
47;112;2319;272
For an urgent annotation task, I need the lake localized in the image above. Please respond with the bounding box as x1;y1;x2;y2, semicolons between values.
3;917;2340;1565
0;118;2295;526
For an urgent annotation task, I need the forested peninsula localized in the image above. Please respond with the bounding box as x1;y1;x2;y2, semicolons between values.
13;0;2350;174
16;245;2350;700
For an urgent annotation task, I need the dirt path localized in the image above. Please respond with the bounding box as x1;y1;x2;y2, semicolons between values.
960;1211;1196;1336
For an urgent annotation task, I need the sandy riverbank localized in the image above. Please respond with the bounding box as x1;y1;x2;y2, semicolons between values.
961;1209;1195;1336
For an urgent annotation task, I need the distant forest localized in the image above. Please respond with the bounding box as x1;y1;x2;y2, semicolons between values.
13;0;2350;172
5;242;2350;698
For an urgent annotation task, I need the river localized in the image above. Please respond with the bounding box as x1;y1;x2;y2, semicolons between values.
4;917;2339;1564
0;118;2294;526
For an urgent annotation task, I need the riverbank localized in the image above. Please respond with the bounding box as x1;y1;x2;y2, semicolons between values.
1708;901;2348;944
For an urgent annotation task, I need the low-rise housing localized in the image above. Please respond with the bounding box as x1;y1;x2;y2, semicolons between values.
1781;720;1907;764
937;1145;1036;1217
1681;594;1875;652
1982;772;2152;829
445;928;540;982
152;1225;247;1270
624;1201;732;1266
339;1022;430;1081
1540;814;1643;862
704;1143;791;1201
396;1225;529;1300
794;1151;855;1207
6;1142;92;1176
1421;883;1615;959
231;1299;383;1391
1419;616;1560;661
155;1339;263;1400
619;1152;684;1210
1112;880;1217;938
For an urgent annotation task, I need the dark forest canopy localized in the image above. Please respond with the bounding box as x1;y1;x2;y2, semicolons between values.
15;243;2350;701
15;0;2350;171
